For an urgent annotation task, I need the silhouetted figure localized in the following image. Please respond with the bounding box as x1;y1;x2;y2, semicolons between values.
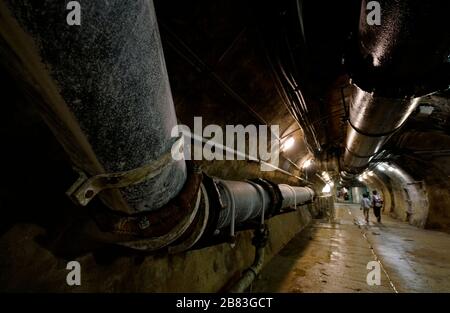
372;190;384;223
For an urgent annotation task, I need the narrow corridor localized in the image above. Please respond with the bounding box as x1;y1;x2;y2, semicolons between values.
253;204;450;293
1;0;449;296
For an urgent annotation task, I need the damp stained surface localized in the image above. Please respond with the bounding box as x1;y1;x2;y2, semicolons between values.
253;204;450;293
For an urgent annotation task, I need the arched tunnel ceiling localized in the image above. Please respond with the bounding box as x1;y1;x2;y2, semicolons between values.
155;0;449;189
0;0;449;294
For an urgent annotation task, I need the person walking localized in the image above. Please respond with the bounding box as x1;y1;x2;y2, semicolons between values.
372;190;384;223
360;193;371;224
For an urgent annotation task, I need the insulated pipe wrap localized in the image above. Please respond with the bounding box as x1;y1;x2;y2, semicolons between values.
341;0;449;178
353;0;450;96
343;86;421;172
215;180;271;229
2;0;187;212
214;179;315;230
278;185;315;208
349;88;420;136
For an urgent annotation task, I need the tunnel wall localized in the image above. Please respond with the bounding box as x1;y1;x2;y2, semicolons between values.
367;164;429;228
384;131;450;232
0;0;331;290
390;181;412;223
0;204;318;292
0;101;325;292
391;166;427;227
424;163;450;231
371;157;450;232
0;82;322;292
400;156;450;232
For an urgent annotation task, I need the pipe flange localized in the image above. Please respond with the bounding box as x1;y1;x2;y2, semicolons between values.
91;163;203;251
192;174;224;249
168;184;210;254
118;188;201;251
249;178;283;217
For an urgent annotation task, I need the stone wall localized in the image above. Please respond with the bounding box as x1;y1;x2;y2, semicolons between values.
0;203;319;292
0;65;329;292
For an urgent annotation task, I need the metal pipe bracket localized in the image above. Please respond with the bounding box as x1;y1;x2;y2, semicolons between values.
66;137;184;206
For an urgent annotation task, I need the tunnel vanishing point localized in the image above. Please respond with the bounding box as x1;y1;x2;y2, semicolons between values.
0;0;449;293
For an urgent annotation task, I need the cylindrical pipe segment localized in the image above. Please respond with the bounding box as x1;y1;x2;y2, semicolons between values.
343;87;420;172
215;180;272;229
278;184;315;208
214;179;315;230
342;0;450;176
0;1;186;212
352;0;449;95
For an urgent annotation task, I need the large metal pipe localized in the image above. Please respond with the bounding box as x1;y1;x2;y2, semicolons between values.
215;179;314;230
342;0;450;176
278;184;315;208
216;180;271;230
0;1;186;213
343;88;420;172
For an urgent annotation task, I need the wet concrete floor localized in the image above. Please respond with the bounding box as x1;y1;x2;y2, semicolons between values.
253;203;450;293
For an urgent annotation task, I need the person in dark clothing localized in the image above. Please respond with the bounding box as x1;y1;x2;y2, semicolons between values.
372;190;383;223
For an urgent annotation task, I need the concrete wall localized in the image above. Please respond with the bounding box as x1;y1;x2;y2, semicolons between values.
384;156;450;232
0;0;329;291
0;59;329;292
391;132;450;231
366;164;430;228
0;204;318;292
0;94;324;292
422;157;450;231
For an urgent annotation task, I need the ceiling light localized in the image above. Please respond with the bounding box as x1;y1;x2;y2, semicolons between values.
281;137;295;152
302;159;313;169
418;105;434;116
322;184;331;193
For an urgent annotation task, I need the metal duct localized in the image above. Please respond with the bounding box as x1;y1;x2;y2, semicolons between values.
215;179;314;230
343;88;420;172
216;180;271;229
0;1;186;213
278;184;315;208
342;0;450;176
340;170;356;185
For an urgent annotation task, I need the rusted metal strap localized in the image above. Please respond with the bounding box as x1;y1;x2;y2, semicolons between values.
168;184;210;254
92;168;203;251
66;137;183;206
